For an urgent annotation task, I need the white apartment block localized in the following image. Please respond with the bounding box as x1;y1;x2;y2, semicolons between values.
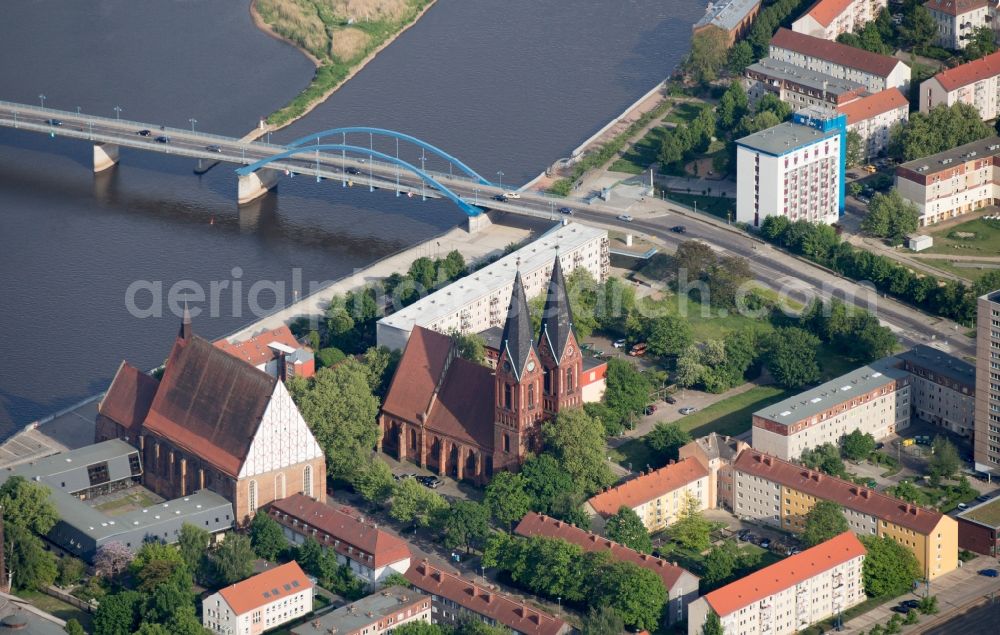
920;50;1000;120
751;358;911;460
925;0;993;50
687;532;866;635
376;223;609;351
204;561;313;635
895;136;1000;226
736;119;843;228
792;0;889;40
897;345;976;437
770;28;911;92
839;88;910;160
975;291;1000;474
744;58;870;116
585;458;710;533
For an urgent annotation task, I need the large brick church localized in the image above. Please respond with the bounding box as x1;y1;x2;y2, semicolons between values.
379;257;583;483
95;311;326;522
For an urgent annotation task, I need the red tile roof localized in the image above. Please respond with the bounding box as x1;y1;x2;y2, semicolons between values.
405;561;568;635
734;450;946;534
804;0;856;27
144;335;277;477
425;357;495;451
838;88;909;125
218;561;313;615
924;0;991;17
381;326;454;422
929;50;1000;92
771;28;903;77
214;325;302;367
514;512;697;592
269;494;411;568
98;361;158;438
704;531;865;617
586;458;709;517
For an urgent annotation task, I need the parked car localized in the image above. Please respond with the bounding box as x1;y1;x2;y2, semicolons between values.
613;339;627;349
679;407;697;415
979;568;999;577
901;600;920;610
645;405;657;416
629;342;648;357
664;395;677;405
957;503;969;510
863;164;877;174
891;605;912;614
738;531;752;542
977;494;991;503
759;538;771;549
417;475;442;489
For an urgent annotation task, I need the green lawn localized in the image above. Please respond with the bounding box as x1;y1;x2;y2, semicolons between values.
635;293;777;344
664;192;734;221
15;590;92;629
93;489;161;516
926;217;1000;255
913;257;999;282
663;102;706;126
611;126;669;175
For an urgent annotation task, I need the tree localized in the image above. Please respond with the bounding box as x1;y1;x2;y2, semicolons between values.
521;453;580;517
57;556;85;587
728;40;754;73
390;477;448;530
717;82;749;131
605;506;652;553
589;561;667;631
351;458;395;505
702;540;741;587
209;534;256;586
7;524;57;591
1;474;60;589
94;541;134;579
764;327;821;389
288;358;380;481
436;500;490;554
177;523;211;577
602;358;651;435
860;535;921;597
250;512;287;561
542;408;614;495
362;345;401;401
93;590;142;635
0;476;58;534
802;501;849;547
842;429;877;461
644;314;693;358
756;93;792;122
484;471;532;532
64;619;86;635
669;492;712;552
686;28;729;84
844;312;897;362
141;577;194;624
929;435;960;479
296;537;324;576
846;130;864;167
673;240;717;280
450;330;486;364
129;541;183;575
801;443;847;478
862;190;920;243
702;611;725;635
582;605;625;635
645;422;691;464
890;103;992;161
964;25;997;60
901;5;936;49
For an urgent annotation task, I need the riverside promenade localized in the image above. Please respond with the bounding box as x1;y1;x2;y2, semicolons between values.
0;214;542;468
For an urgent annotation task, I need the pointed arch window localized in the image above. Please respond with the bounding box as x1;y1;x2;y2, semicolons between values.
528;384;535;409
566;367;574;393
504;384;513;410
543;369;552;395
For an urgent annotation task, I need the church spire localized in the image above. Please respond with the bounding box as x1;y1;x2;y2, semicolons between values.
179;302;192;340
538;256;573;362
500;270;534;381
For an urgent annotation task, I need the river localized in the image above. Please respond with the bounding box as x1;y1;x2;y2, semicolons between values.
0;0;704;435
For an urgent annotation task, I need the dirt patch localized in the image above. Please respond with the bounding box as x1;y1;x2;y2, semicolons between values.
332;0;410;22
684;158;725;180
331;26;371;60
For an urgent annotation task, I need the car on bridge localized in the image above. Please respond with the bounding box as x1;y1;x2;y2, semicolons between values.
46;118;62;127
205;144;222;153
504;191;521;199
136;129;151;137
345;167;361;175
155;135;170;144
617;214;633;222
559;207;574;215
492;194;508;202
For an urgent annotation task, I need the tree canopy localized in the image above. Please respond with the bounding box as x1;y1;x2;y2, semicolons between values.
764;327;821;389
669;492;712;552
861;190;920;244
542;408;615;496
249;512;287;561
841;430;877;461
390;477;449;530
802;501;849;547
890;103;992;161
605;506;653;554
484;471;532;532
860;535;921;597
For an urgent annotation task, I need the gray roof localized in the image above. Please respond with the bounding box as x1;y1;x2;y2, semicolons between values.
693;432;744;461
291;586;427;635
538;257;574;363
897;136;1000;177
694;0;761;31
6;439;139;494
478;326;504;352
736;121;841;156
746;58;867;97
500;270;536;381
0;596;66;635
755;357;909;426
896;345;974;389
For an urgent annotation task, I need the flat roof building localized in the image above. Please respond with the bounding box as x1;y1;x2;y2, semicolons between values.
687;532;866;635
956;496;1000;556
376;223;608;351
744;58;868;115
896;345;975;437
975;290;1000;474
693;0;763;46
291;586;431;635
752;357;911;460
733;450;958;580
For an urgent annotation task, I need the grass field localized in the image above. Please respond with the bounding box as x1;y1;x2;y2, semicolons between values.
93;489;161;516
664;192;734;221
15;590;92;629
610;126;669;174
663;102;706;126
635;293;776;343
913;257;999;282
926;217;1000;255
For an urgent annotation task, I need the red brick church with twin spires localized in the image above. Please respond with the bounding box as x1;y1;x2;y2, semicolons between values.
378;257;583;483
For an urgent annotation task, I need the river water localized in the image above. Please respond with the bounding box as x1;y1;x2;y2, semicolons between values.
0;0;703;434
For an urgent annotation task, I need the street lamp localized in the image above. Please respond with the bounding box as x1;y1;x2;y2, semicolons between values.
38;94;46;108
189;118;197;133
76;106;81;116
113;105;122;121
497;170;504;191
420;151;427;200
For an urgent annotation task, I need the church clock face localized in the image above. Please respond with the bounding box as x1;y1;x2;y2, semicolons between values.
526;360;536;372
566;345;574;357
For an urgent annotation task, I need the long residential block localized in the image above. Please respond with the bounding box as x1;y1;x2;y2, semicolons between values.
687;531;866;635
792;0;889;40
975;290;1000;474
838;88;909;160
924;0;994;50
920;50;1000;120
769;28;910;92
733;450;958;580
897;345;975;437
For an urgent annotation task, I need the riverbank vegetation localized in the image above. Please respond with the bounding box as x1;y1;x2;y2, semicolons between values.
255;0;434;126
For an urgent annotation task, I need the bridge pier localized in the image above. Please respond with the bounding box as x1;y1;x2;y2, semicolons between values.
237;170;281;205
467;210;493;234
92;143;119;173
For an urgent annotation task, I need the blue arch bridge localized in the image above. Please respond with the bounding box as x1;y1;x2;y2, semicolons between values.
0;101;579;231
